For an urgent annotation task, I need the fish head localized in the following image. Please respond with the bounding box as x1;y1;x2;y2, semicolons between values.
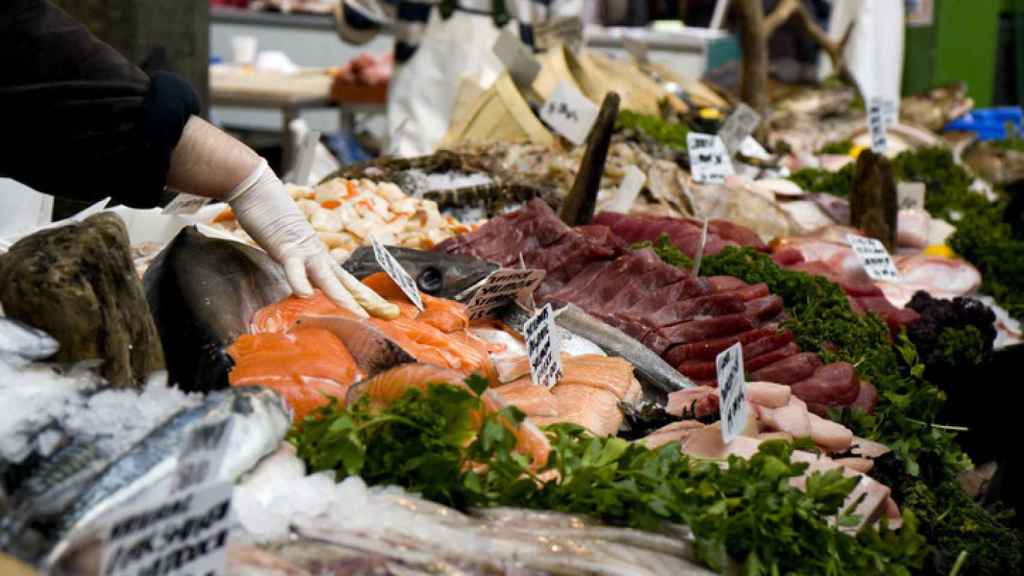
342;247;498;299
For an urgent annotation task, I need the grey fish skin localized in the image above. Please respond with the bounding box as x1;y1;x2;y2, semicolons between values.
27;387;290;567
0;318;59;364
295;314;416;375
341;246;498;300
552;305;695;395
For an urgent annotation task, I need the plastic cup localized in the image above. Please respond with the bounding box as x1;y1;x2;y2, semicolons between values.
232;36;258;65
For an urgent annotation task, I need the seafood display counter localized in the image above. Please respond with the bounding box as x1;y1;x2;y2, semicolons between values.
2;33;1023;576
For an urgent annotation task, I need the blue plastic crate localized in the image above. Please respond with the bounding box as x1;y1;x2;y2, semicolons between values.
944;107;1023;141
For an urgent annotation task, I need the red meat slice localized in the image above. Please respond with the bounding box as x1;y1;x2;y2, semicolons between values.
751;352;823;384
790;362;861;414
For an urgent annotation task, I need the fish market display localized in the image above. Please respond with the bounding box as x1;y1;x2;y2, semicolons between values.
438;200;878;413
228;273;496;420
592;211;767;256
209;176;474;261
0;331;289;565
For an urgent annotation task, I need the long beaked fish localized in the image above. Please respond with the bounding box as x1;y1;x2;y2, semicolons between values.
144;227;292;392
500;303;695;398
341;245;498;300
1;387;290;567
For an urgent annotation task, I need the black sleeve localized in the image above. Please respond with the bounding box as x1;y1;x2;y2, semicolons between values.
0;0;200;209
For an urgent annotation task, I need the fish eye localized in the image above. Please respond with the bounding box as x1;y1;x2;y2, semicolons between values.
417;267;444;293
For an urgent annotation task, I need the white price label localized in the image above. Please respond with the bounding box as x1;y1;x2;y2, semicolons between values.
493;30;542;89
173;418;233;494
687;133;734;184
371;237;424;310
465;268;546;321
289;130;321;186
716;342;748;444
718;103;761;156
540;80;600;146
606;165;646;213
897;181;926;210
846;234;900;281
523;303;563;388
100;481;233;576
691;218;709;276
163;193;211;215
867;96;895;153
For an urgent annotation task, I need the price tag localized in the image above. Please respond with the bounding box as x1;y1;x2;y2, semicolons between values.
716;342;748;444
691;218;709;276
687;133;734;184
846;234;900;281
867;96;895;153
622;36;649;63
896;182;926;210
465;268;546;321
606;165;646;213
535;16;584;51
173;418;233;494
371;237;424;310
493;29;542;89
718;103;761;156
540;81;600;146
100;481;233;576
523;303;563;388
163;193;212;215
289;130;321;186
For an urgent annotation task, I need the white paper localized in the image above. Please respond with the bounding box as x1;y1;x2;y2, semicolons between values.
716;342;748;444
371;237;424;310
687;133;734;184
172;418;233;495
163;193;212;215
606;165;646;213
896;182;926;210
540;80;600;146
846;234;900;281
867;96;894;153
493;29;542;88
523;303;563;388
465;268;545;321
718;103;761;156
100;481;233;576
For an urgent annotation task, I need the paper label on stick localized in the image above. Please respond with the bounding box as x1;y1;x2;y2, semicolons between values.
540;80;600;146
100;481;233;576
867;96;895;153
846;234;900;281
687;133;734;184
718;103;761;156
163;193;211;215
606;165;646;213
465;268;546;321
371;237;424;310
897;181;926;210
172;418;233;495
716;342;748;444
523;303;563;388
493;30;542;89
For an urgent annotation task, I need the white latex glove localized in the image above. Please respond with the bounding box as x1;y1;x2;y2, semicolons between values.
227;160;399;319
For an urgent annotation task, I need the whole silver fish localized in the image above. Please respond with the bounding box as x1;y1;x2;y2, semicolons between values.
500;303;695;397
342;246;498;300
1;387;289;566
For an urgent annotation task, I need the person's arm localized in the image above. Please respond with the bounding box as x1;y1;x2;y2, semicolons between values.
167;117;398;319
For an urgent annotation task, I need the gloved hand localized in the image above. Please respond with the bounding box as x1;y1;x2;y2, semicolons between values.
227;160;399;319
